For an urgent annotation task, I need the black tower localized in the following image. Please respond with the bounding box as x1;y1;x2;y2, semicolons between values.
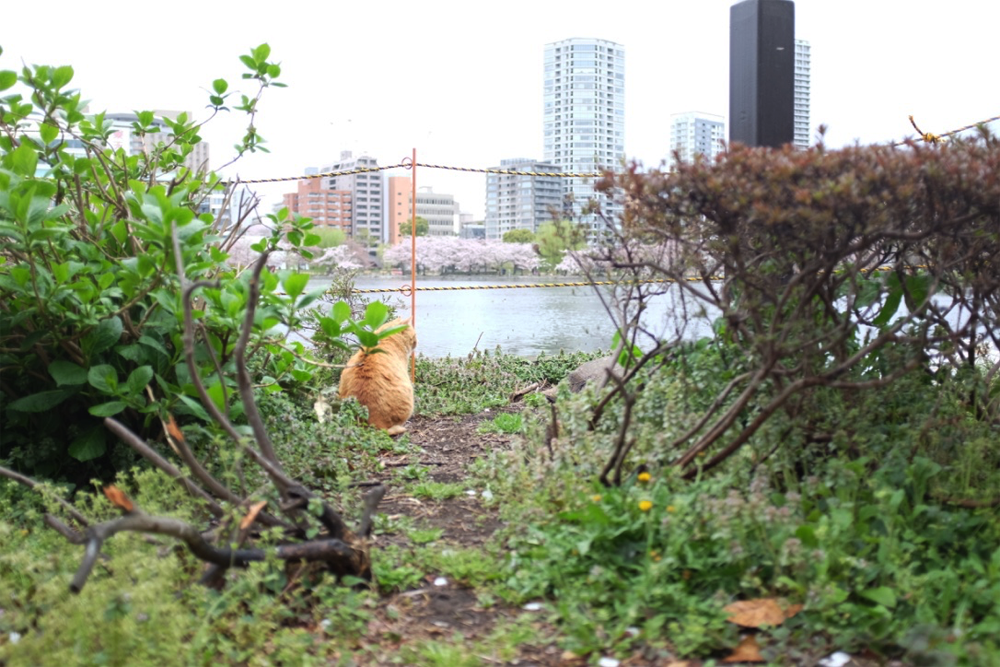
729;0;795;148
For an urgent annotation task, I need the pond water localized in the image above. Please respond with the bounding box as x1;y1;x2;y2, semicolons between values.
308;275;716;358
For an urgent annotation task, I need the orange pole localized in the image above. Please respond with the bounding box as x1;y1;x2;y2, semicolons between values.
410;148;417;383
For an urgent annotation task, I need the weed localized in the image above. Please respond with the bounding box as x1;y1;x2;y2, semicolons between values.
411;482;467;501
477;412;524;434
410;527;445;545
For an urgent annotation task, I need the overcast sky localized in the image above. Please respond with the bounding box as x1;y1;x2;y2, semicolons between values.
3;0;998;221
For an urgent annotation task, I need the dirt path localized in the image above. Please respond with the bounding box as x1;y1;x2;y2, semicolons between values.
356;408;573;666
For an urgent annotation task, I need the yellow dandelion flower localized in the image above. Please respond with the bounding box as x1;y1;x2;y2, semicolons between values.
638;500;653;512
637;472;651;483
649;550;661;562
667;505;677;513
591;494;602;502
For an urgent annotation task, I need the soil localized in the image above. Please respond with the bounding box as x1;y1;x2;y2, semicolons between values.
359;406;574;666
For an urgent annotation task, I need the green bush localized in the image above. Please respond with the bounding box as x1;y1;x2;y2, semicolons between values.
0;47;403;484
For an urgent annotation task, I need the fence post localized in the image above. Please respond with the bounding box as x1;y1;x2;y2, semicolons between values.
410;148;417;383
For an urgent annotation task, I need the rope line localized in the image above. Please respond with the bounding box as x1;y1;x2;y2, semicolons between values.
347;278;714;295
230;113;999;183
897;114;1000;146
236;162;608;185
341;265;912;295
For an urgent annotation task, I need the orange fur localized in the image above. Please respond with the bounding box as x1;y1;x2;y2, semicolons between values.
338;318;417;434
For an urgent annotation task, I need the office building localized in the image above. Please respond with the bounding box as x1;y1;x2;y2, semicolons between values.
319;151;383;253
666;112;726;170
794;39;811;149
729;0;795;148
543;37;625;230
484;158;563;239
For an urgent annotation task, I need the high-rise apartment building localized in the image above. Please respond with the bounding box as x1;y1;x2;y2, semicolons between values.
282;177;351;233
543;37;624;230
794;39;811;149
484;158;563;240
666;112;726;170
319;151;383;254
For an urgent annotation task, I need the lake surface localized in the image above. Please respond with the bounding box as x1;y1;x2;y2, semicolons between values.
309;275;715;358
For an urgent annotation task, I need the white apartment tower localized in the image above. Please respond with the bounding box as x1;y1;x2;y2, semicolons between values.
666;112;726;170
794;39;811;149
543;37;624;230
320;150;384;254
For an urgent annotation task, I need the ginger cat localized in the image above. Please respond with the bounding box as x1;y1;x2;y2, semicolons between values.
338;318;416;436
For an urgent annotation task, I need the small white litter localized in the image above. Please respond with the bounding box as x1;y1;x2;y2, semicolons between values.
597;658;620;667
9;632;22;645
433;577;448;587
522;602;543;611
818;652;851;667
481;488;494;501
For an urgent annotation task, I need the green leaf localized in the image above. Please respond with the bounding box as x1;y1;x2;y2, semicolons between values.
206;382;228;413
356;331;379;348
332;301;351;323
873;288;902;329
212;78;228;94
88;364;119;394
126;366;154;395
82;316;123;357
89;401;127;417
39;123;59;145
48;360;88;386
364;301;389;328
282;273;309;299
252;43;271;63
0;70;17;92
904;272;933;312
68;426;107;462
297;287;326;310
10;143;38;177
860;587;897;608
319;316;341;338
176;393;211;422
266;64;281;78
110;220;128;245
7;390;72;412
239;55;256;70
794;524;819;549
51;65;74;88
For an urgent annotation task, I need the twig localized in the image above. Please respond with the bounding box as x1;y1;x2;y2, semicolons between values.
0;464;90;527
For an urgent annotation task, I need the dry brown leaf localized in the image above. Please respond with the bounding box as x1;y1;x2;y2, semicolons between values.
103;485;135;512
724;598;801;627
165;413;185;443
240;501;268;530
785;603;804;619
722;635;764;663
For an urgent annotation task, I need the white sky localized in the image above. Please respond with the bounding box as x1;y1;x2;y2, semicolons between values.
3;0;998;221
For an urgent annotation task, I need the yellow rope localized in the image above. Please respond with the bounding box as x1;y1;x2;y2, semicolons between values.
899;113;1000;146
236;162;607;185
342;265;910;295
